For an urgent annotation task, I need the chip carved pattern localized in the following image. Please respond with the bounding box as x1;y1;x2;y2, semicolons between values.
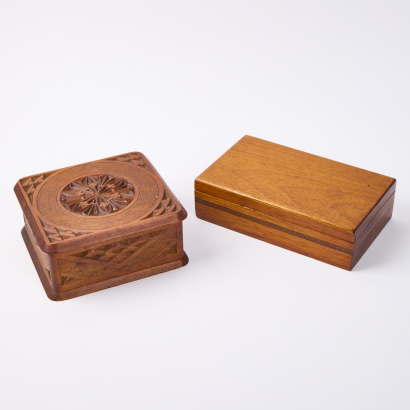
39;218;91;243
20;172;54;203
144;190;178;219
109;153;152;172
72;234;154;265
19;153;180;244
37;187;177;243
58;226;178;285
36;160;160;233
60;174;135;216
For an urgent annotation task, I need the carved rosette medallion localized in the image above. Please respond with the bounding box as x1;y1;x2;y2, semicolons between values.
19;156;180;244
60;174;135;216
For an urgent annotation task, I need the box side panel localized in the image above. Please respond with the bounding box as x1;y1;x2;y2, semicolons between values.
195;191;353;270
24;215;50;271
23;215;61;290
351;192;395;269
54;223;183;293
22;225;187;301
15;183;49;251
195;180;355;242
354;180;396;242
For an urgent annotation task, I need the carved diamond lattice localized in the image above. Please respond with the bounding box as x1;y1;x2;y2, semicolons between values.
71;229;177;266
60;174;135;216
72;234;154;264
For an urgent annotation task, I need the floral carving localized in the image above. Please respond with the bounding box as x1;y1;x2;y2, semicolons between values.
60;175;135;216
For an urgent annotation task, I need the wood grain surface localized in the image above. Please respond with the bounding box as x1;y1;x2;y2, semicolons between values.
15;152;188;300
195;136;396;270
195;135;395;242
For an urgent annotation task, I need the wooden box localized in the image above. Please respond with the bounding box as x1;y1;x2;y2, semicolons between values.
195;136;396;270
15;152;188;301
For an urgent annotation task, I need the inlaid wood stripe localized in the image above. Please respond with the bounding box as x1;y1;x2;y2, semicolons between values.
196;197;353;255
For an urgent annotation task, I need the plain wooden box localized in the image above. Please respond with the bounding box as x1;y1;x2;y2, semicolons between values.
195;136;396;270
15;152;188;301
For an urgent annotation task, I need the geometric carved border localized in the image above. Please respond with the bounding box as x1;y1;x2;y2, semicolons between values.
39;217;91;243
58;226;178;286
20;172;54;204
144;190;178;219
72;232;156;265
18;152;182;245
108;153;153;172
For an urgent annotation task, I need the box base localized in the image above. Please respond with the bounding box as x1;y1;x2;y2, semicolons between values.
195;192;353;270
195;189;394;271
22;227;189;301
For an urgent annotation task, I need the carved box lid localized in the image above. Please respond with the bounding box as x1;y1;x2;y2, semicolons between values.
15;152;187;254
195;136;396;243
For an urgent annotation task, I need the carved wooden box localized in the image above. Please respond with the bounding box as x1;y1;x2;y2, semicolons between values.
195;136;396;270
15;152;188;300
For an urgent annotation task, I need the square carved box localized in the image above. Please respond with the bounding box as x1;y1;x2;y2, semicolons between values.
15;152;188;301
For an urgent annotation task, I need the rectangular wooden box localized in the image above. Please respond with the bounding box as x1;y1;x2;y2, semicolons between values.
195;136;396;270
15;152;188;301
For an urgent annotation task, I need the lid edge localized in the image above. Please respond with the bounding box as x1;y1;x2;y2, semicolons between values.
195;178;356;243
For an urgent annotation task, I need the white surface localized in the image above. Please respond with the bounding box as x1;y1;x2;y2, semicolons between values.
1;1;409;409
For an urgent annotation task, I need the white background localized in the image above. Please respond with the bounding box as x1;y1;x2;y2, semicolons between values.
1;1;409;409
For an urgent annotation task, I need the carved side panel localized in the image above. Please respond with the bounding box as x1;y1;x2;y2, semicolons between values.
58;226;178;288
24;216;51;271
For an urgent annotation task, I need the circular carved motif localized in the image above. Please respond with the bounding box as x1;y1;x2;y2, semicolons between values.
36;161;162;231
60;174;135;216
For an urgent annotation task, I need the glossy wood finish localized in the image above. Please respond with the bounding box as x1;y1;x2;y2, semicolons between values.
15;152;188;300
196;135;395;242
195;136;396;270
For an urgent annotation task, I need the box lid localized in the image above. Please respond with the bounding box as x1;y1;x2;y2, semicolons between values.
15;152;187;253
195;136;396;243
